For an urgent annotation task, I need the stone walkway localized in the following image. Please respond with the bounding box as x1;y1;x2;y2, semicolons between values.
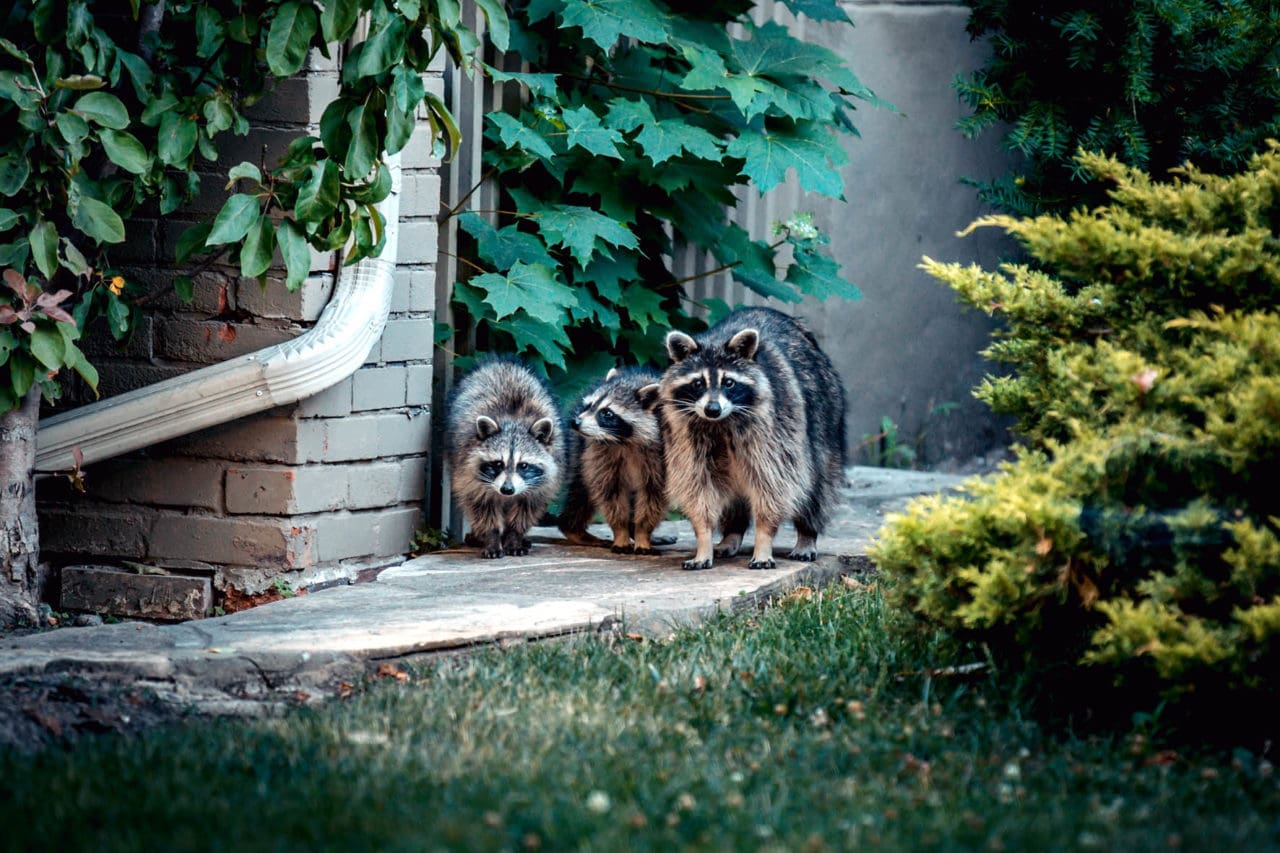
1;467;965;718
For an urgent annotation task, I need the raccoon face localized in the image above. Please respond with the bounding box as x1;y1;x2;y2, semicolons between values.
572;395;634;442
668;367;757;421
473;417;554;497
665;328;761;422
570;368;662;443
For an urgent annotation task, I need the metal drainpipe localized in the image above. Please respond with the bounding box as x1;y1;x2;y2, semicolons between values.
34;155;402;474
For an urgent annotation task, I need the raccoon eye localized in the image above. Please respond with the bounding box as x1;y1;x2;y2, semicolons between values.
599;408;615;422
691;378;705;391
723;378;735;389
517;462;529;473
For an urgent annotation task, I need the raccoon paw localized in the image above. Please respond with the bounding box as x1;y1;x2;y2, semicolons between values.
481;547;505;559
563;530;610;547
506;544;530;556
788;548;818;563
747;558;777;570
632;547;662;556
682;558;713;571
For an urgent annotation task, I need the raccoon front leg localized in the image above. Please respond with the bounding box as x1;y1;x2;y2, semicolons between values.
600;491;636;554
747;510;781;570
559;440;609;547
631;487;669;556
790;517;819;562
501;500;541;557
715;497;751;558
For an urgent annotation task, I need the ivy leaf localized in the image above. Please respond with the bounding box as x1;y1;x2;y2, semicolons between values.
267;1;319;77
534;204;638;266
470;261;577;324
68;192;125;244
29;220;58;280
278;219;311;291
0;154;29;196
100;129;150;174
67;340;98;393
55;112;91;145
175;223;213;263
635;120;723;164
560;0;668;49
226;162;263;186
72;91;130;129
562;106;624;159
157;111;199;166
240;214;276;278
488;112;555;160
205;193;260;246
295;160;340;222
726;121;848;198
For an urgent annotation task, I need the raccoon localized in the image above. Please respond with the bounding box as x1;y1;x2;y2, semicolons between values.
657;307;847;570
446;358;565;559
559;366;667;554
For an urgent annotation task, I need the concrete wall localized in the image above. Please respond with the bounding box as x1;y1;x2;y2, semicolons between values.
37;49;442;600
804;0;1014;466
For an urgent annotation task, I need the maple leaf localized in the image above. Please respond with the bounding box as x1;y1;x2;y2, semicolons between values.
469;262;576;325
497;312;571;369
459;213;557;269
635;120;723;165
560;0;669;49
534;204;638;267
562;105;624;159
726;121;848;198
487;112;555;160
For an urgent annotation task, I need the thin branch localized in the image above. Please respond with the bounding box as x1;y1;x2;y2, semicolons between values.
442;167;498;220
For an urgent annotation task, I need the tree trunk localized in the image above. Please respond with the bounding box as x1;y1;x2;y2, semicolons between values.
1;389;43;628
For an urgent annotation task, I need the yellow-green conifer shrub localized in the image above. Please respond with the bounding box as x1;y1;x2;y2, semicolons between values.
873;146;1280;725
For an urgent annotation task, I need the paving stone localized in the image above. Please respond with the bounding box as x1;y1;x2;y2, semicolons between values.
60;566;212;622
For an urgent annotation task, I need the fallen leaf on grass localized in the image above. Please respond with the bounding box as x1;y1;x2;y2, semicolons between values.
376;663;410;682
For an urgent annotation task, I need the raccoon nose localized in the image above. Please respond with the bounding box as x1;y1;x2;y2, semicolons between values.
499;482;515;496
704;401;722;418
570;416;582;431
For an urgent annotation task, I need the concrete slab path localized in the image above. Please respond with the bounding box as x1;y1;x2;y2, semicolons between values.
1;467;966;715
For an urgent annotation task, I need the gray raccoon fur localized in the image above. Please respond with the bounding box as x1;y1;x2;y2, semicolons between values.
656;307;846;570
559;366;667;554
446;358;565;558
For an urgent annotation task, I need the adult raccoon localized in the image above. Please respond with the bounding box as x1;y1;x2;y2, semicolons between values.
445;358;565;558
657;307;846;570
558;366;667;554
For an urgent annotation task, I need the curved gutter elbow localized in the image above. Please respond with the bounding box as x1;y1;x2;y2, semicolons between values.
34;156;403;475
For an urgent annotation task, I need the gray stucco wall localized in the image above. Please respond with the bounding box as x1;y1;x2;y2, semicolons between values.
733;1;1014;467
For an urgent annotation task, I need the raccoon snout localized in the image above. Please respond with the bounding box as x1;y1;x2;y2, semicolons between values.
703;400;723;419
499;482;516;496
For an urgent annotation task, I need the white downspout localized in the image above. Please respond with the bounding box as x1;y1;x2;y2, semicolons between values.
34;156;402;474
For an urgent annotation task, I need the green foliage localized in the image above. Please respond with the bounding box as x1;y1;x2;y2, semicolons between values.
444;0;876;383
874;148;1280;726
956;0;1280;215
0;0;495;414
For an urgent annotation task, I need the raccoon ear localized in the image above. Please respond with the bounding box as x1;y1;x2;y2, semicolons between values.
605;366;620;381
636;383;662;412
666;331;699;363
475;416;500;439
726;328;759;360
529;417;555;446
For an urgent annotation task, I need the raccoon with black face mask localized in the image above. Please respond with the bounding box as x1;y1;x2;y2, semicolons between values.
446;358;565;559
657;307;847;570
558;366;667;554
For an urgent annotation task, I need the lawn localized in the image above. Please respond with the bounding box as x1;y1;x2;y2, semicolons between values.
1;581;1277;851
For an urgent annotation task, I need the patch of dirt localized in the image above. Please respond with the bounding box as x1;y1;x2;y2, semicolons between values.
0;673;195;753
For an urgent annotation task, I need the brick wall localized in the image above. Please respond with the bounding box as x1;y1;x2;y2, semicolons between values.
37;49;442;600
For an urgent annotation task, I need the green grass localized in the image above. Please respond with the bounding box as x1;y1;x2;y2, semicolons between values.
2;582;1278;851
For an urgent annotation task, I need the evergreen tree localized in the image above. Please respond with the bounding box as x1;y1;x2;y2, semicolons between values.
873;147;1280;732
956;1;1280;215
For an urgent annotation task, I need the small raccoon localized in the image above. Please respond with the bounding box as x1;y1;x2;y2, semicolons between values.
657;307;846;570
446;358;565;559
559;366;667;554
